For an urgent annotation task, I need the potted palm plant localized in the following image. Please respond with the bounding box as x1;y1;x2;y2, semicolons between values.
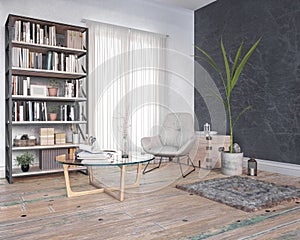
195;37;261;175
16;151;34;172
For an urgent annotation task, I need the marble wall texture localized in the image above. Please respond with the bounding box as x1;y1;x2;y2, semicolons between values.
194;0;300;164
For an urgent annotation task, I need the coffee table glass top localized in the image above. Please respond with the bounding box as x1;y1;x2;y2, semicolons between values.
56;151;154;167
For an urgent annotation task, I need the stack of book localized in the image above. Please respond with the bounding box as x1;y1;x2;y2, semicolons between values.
76;151;108;160
40;128;54;145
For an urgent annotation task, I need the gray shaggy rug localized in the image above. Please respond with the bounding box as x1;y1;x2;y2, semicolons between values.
176;176;300;212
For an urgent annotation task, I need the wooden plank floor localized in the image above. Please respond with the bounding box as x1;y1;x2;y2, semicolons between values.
0;163;299;240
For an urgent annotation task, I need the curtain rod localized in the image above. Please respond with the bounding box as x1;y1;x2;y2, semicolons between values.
81;18;169;38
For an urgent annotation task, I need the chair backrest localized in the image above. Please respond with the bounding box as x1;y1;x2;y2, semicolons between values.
159;113;194;148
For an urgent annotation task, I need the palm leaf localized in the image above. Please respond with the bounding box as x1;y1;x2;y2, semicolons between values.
195;45;228;95
221;39;231;98
231;40;244;78
195;45;220;74
231;38;262;90
233;105;252;127
208;88;228;109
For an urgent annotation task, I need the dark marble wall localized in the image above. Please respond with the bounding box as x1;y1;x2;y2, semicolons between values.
194;0;300;164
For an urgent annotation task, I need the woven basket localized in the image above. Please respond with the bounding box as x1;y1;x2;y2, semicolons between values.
27;139;36;146
14;139;27;147
14;139;36;147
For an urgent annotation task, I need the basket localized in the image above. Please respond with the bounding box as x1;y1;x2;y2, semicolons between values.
14;139;28;147
14;139;36;147
27;139;37;146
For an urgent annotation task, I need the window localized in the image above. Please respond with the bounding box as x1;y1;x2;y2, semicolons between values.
87;21;166;153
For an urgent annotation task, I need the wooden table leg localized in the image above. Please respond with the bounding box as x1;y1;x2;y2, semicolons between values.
63;164;104;197
134;163;142;186
63;164;73;197
88;166;93;183
62;163;143;200
119;165;125;201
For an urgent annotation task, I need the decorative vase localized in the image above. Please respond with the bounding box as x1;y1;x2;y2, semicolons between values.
49;113;57;121
48;87;58;97
72;133;79;144
66;132;72;143
221;152;243;175
21;164;30;172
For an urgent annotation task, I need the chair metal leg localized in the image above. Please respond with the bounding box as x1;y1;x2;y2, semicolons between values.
143;157;163;174
178;155;195;178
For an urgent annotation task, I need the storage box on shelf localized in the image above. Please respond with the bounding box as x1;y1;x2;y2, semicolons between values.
5;14;88;183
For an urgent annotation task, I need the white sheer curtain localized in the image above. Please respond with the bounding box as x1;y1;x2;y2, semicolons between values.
87;21;166;153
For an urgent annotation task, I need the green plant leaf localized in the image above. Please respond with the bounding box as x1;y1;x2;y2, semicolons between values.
195;45;228;98
231;38;262;90
195;45;221;74
208;88;228;109
231;40;244;78
195;37;261;151
221;39;231;98
233;105;252;127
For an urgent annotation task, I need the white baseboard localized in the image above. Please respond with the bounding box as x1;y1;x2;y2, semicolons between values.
243;157;300;177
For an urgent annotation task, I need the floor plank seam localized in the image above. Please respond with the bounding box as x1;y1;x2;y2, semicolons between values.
187;206;300;239
153;221;166;230
238;218;300;240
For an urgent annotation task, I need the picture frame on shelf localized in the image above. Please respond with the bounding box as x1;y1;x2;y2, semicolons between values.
30;85;47;97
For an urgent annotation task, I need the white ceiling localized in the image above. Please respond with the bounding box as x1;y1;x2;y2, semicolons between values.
146;0;217;10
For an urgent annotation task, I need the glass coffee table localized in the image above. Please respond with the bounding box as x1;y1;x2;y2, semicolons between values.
56;152;154;201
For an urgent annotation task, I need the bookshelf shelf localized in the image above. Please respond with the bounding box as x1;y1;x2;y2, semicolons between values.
12;95;87;102
12;67;86;79
5;14;88;183
12;166;86;178
12;40;87;56
12;121;87;125
12;144;79;151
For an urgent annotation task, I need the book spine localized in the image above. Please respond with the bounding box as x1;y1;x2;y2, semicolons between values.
23;78;27;96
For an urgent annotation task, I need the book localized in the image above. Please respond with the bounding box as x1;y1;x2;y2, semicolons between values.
77;151;108;160
23;78;27;96
19;105;24;121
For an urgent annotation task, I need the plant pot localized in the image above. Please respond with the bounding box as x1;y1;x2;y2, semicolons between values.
49;113;57;121
221;151;243;175
48;87;58;97
21;164;30;172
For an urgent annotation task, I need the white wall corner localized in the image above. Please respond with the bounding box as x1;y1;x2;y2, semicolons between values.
243;157;300;177
0;166;5;179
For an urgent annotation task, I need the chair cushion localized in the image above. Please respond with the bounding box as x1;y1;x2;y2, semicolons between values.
160;126;180;147
159;113;194;148
147;145;178;156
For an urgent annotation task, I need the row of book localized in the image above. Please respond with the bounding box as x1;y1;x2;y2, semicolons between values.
12;47;42;69
12;47;85;73
13;20;85;49
66;30;84;50
12;76;30;96
45;51;83;72
11;76;83;98
12;101;81;122
14;20;57;46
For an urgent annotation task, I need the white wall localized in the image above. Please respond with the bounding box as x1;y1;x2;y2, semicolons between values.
0;0;194;178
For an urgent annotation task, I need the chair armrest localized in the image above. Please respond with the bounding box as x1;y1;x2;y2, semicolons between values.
176;136;195;156
141;135;162;153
